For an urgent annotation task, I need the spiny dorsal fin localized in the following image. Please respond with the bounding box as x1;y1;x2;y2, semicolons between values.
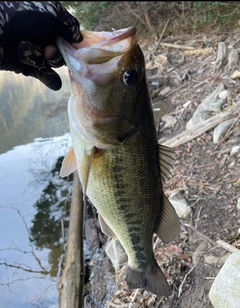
155;193;180;243
80;147;95;200
60;147;77;178
99;214;118;239
158;144;175;184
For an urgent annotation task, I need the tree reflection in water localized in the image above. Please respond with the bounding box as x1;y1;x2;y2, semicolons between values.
30;156;73;277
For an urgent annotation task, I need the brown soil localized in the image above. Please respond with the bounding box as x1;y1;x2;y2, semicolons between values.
83;28;240;308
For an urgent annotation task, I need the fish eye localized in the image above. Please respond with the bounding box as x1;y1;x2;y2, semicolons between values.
123;70;139;86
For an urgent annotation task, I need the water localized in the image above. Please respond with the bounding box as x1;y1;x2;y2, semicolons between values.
0;69;73;308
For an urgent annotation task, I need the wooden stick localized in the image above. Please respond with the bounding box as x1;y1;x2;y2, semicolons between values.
59;171;84;308
160;42;195;50
162;101;240;148
184;47;214;56
154;18;170;54
216;239;240;253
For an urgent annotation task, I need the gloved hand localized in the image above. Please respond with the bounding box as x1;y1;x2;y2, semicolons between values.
0;1;83;90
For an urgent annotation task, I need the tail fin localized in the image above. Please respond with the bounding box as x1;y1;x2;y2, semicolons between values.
125;263;171;296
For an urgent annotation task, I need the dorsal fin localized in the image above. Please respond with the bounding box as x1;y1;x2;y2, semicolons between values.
60;147;77;178
155;193;180;243
158;144;175;184
99;214;118;239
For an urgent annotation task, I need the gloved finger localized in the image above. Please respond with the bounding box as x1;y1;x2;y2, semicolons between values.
8;10;82;46
20;64;62;91
18;41;64;69
18;41;46;67
32;68;62;91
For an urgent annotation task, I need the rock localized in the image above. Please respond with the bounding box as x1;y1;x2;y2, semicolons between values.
213;118;236;143
183;100;191;108
231;70;240;79
192;242;208;265
230;145;240;155
169;191;192;220
227;49;238;70
159;86;171;97
214;42;227;73
161;114;177;130
237;198;240;212
218;89;230;101
209;251;240;308
205;253;231;267
206;99;223;113
186;83;225;130
105;239;127;271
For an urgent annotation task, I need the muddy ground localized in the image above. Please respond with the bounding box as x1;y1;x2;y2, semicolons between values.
82;28;240;308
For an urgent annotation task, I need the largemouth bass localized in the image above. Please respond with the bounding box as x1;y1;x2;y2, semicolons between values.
57;26;180;296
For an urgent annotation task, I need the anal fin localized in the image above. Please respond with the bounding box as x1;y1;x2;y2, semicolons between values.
99;214;117;239
155;193;180;243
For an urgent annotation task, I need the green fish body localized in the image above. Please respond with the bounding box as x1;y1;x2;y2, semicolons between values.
57;27;180;296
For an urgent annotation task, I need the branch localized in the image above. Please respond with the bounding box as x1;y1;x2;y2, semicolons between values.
59;171;84;308
0;206;49;273
160;42;195;50
0;260;49;275
162;101;240;148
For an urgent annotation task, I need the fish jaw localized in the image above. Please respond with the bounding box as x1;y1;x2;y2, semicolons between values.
56;27;144;149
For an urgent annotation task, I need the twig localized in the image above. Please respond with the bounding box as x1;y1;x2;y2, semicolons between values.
154;18;170;54
160;42;195;50
165;83;187;98
178;264;196;297
216;239;239;253
192;80;209;89
194;205;203;229
221;114;240;143
205;277;215;280
106;302;130;308
232;37;240;47
0;260;49;275
156;296;165;308
61;217;65;245
129;289;139;307
231;193;240;201
184;223;215;245
184;47;214;56
217;4;240;17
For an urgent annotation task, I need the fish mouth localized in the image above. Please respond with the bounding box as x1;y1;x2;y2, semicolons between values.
56;26;137;78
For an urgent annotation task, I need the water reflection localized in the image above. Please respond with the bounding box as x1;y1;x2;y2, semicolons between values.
0;68;73;307
0;67;71;154
30;156;73;277
0;134;72;308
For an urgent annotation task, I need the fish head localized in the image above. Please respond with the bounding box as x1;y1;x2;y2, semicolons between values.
57;26;147;148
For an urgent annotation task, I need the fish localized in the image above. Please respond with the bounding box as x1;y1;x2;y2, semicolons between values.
57;26;180;296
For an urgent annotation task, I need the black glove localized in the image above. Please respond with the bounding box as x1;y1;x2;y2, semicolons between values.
0;1;83;90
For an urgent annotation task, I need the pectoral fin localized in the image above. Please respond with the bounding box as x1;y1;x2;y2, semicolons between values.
60;147;77;178
159;144;175;183
155;194;180;243
99;214;117;239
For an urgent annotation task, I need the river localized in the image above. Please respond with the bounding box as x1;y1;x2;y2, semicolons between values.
0;68;72;308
